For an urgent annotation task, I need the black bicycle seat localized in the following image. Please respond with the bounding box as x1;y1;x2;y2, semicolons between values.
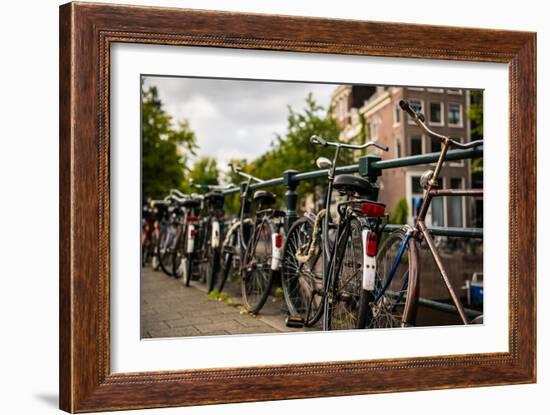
204;191;224;202
333;174;374;197
253;190;276;206
179;198;202;208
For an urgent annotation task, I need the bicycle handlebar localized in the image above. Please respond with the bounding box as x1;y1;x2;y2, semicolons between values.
227;162;265;183
150;199;170;206
310;135;389;152
192;183;232;191
399;100;483;150
169;189;187;198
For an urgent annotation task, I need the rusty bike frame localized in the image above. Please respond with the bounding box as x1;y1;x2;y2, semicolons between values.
379;101;484;326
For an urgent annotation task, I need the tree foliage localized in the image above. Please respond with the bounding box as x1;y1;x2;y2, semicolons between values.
226;94;345;209
390;197;409;225
185;157;220;192
467;90;484;178
141;85;197;200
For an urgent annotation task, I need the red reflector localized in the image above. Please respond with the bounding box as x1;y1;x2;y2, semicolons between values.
190;229;197;237
361;202;385;217
366;232;378;257
187;215;199;223
274;234;283;248
213;210;225;218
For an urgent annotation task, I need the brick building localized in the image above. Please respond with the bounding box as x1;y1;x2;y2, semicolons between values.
330;85;480;227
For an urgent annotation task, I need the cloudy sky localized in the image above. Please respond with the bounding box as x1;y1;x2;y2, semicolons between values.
142;76;340;170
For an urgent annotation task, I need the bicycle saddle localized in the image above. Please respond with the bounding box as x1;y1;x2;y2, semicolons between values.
179;198;202;208
253;190;276;206
333;174;374;197
204;191;224;202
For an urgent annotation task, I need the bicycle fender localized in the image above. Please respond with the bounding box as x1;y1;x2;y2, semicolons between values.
211;220;221;248
186;224;195;254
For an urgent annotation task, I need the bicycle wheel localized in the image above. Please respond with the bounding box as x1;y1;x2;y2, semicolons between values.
151;226;161;271
324;217;364;330
198;223;210;285
172;234;185;281
216;224;239;293
241;219;274;313
197;222;208;284
366;229;420;328
281;216;324;326
158;224;176;277
180;254;192;287
206;245;220;293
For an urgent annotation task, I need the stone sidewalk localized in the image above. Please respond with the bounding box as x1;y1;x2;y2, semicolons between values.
141;266;306;338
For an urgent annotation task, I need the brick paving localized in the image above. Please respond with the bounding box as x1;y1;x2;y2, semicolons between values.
141;266;306;338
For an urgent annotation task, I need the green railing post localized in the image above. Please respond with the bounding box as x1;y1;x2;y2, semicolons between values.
283;169;299;231
358;154;382;201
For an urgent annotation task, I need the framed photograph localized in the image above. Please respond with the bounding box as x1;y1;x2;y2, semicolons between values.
59;2;536;412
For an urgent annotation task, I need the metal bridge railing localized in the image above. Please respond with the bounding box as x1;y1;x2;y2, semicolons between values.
224;145;483;238
221;145;483;318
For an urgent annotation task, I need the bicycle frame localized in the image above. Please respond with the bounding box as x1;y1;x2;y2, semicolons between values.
308;136;388;330
379;103;484;325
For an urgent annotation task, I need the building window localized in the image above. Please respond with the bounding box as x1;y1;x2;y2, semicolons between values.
395;137;402;158
448;103;463;127
407;99;423;124
448;178;464;227
409;176;444;226
410;177;423;220
431;197;445;227
410;134;423;156
429;102;443;126
368;117;381;141
431;137;442;153
394;104;401;125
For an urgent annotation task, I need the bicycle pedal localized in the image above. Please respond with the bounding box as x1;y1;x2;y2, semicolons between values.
285;315;305;328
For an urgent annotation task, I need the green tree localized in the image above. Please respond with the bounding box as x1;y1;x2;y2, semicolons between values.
390;197;409;225
467;90;484;184
141;85;197;200
185;157;220;192
234;94;346;207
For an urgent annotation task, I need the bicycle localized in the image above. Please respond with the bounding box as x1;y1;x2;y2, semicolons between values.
281;136;388;330
192;182;231;293
155;193;182;277
216;164;285;313
141;199;161;268
170;191;204;286
145;198;171;271
366;100;484;328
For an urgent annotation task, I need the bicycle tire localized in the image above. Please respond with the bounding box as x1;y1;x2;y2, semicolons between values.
181;255;192;287
206;245;220;293
241;219;275;314
324;217;364;330
363;229;420;328
216;223;239;293
158;225;176;277
281;216;324;327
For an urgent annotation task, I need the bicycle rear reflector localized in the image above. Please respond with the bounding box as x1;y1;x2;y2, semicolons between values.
212;210;225;218
366;231;378;257
360;202;385;217
274;233;283;248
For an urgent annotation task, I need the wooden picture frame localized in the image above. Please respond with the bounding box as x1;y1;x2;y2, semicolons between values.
59;2;536;412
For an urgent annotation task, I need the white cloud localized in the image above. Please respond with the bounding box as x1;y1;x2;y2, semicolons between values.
142;76;338;172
